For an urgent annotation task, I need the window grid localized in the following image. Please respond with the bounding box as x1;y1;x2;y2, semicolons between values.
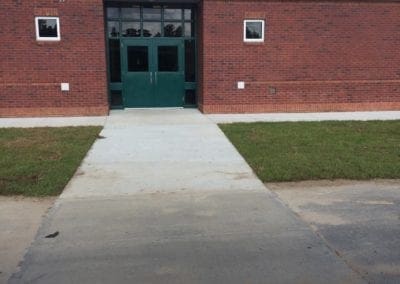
106;6;195;38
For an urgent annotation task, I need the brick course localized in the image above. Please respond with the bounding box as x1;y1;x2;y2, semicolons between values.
0;0;108;117
199;0;400;113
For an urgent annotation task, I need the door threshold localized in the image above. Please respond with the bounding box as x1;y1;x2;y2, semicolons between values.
123;107;185;110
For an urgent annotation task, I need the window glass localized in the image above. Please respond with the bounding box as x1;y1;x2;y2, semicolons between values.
128;46;149;72
108;21;119;37
107;7;119;19
121;7;140;20
164;9;182;20
109;39;121;82
185;40;195;82
37;18;59;38
158;46;178;72
245;20;264;41
143;22;161;37
110;90;123;106
143;7;161;20
184;22;194;37
164;22;183;37
185;90;196;105
122;22;140;37
184;9;192;21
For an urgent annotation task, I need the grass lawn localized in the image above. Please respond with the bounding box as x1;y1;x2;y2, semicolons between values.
220;121;400;182
0;127;102;196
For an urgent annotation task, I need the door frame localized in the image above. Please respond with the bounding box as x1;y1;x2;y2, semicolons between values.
105;4;198;109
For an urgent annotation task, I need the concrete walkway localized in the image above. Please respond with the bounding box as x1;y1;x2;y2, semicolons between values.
1;110;399;128
0;116;106;128
0;197;54;284
208;111;400;123
270;180;400;284
10;109;363;283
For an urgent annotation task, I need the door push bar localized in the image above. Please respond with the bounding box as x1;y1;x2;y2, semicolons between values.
149;72;158;84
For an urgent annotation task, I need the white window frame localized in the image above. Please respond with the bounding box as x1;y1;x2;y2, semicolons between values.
243;19;265;43
35;16;61;41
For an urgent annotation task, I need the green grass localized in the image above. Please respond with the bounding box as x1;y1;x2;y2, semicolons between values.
0;127;102;196
220;121;400;182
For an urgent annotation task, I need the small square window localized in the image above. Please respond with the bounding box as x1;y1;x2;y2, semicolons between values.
35;17;60;41
244;20;264;43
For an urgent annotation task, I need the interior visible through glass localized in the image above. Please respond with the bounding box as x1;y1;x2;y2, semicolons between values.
143;22;162;37
108;21;119;37
185;40;195;82
158;46;178;72
106;6;194;38
109;39;121;82
164;22;183;37
38;19;58;37
122;22;140;37
128;46;149;72
110;90;123;106
246;21;262;39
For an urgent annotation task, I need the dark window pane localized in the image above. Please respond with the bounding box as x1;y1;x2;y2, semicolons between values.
110;90;123;106
128;46;149;72
246;21;263;39
108;21;119;37
164;9;182;20
164;22;183;37
184;9;192;21
143;7;161;20
184;90;196;105
158;46;178;72
143;22;161;37
109;39;121;82
38;19;58;38
122;22;140;37
107;8;119;19
121;7;140;20
185;40;195;82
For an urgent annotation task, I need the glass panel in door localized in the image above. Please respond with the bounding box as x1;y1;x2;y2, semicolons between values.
158;46;178;72
127;46;149;71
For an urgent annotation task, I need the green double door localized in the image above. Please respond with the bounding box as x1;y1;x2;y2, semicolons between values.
121;38;185;108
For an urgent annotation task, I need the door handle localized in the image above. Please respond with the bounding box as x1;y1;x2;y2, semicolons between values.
155;72;157;85
150;72;153;84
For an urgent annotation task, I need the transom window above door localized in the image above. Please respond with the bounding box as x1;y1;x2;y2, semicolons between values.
106;5;194;38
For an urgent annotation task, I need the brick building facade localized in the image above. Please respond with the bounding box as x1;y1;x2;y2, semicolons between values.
0;0;399;117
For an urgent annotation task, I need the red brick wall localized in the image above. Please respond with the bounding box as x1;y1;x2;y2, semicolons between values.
0;0;109;117
199;0;400;113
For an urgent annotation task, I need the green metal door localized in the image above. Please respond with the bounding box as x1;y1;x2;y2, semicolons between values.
122;38;184;108
153;39;185;107
122;39;154;107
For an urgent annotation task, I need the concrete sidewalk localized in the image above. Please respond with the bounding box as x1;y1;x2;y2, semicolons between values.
271;180;400;284
208;111;400;123
0;116;106;128
10;109;363;283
